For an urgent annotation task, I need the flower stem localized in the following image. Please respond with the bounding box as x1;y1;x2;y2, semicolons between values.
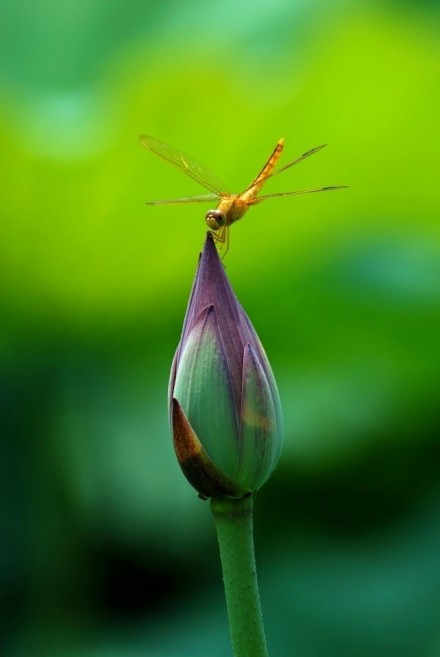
210;495;269;657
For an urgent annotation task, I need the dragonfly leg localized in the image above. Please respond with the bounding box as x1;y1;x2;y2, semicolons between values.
222;227;230;259
210;228;225;244
210;227;230;259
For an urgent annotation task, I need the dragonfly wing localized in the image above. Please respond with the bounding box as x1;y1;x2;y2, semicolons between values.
251;185;349;203
140;135;228;196
268;144;328;179
145;193;220;205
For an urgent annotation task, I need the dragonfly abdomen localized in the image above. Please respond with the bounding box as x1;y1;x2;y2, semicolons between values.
245;138;285;196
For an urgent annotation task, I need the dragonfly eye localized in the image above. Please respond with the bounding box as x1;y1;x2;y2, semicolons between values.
205;209;226;231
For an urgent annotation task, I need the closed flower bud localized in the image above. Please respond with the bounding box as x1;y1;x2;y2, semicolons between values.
169;233;283;499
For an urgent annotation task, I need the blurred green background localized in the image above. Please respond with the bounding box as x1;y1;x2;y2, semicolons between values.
2;1;440;656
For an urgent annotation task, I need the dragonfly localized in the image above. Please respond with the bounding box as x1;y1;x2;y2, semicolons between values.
140;134;347;254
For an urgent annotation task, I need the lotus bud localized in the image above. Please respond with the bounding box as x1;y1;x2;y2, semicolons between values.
169;233;283;499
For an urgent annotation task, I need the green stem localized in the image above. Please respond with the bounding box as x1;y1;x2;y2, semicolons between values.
210;495;269;657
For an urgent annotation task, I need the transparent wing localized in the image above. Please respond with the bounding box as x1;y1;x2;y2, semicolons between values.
145;193;220;205
269;144;328;179
251;185;349;203
140;135;228;196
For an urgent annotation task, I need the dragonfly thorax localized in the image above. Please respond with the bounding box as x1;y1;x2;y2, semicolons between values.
205;209;226;231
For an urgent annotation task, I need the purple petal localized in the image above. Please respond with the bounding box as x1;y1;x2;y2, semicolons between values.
173;303;240;475
237;343;283;490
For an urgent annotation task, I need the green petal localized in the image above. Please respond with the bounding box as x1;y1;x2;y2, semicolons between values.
173;305;239;477
237;344;283;490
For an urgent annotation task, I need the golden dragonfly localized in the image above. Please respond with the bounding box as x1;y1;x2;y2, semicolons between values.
140;134;346;253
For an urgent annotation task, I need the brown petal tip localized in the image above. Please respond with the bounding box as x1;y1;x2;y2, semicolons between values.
171;398;249;499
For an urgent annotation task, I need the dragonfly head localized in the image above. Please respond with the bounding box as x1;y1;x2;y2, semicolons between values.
205;209;226;231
